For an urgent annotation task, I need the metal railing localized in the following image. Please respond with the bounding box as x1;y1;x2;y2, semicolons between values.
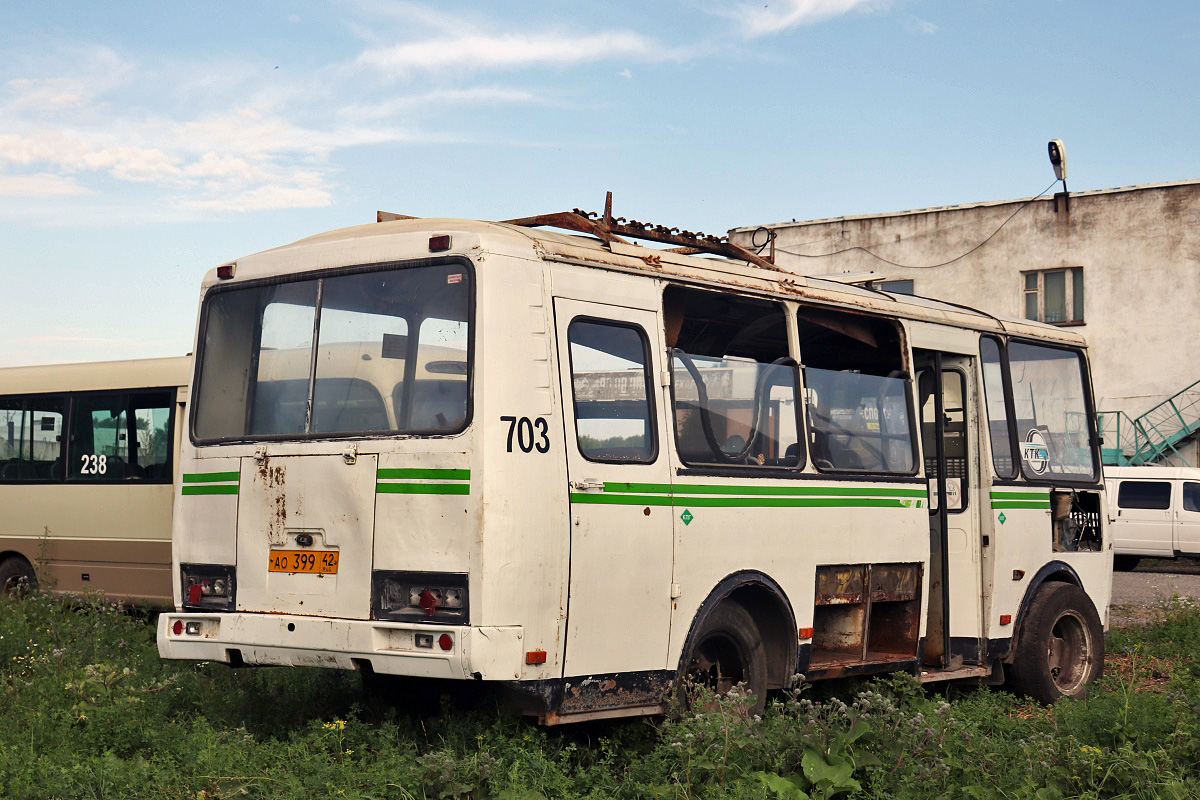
1097;377;1200;467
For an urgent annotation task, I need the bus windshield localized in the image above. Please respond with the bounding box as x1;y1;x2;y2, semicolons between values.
192;262;471;441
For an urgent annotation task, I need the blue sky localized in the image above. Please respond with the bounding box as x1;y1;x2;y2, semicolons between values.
1;1;1197;366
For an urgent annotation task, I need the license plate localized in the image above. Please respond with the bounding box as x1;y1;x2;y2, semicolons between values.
268;550;339;574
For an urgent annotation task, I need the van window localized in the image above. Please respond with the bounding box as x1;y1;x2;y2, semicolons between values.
1116;481;1171;510
1184;483;1200;513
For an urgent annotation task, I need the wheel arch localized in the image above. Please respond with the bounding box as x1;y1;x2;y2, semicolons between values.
678;571;798;690
1005;560;1085;662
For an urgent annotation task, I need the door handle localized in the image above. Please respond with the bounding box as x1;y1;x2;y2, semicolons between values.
570;478;605;492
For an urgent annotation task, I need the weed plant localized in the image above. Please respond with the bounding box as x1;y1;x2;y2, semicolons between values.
2;592;1200;798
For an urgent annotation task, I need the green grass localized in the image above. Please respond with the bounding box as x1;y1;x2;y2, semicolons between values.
3;593;1200;799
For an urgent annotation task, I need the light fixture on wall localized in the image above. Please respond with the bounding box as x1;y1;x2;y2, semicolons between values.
1047;139;1070;213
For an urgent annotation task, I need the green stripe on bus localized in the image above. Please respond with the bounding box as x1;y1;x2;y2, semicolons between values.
991;501;1052;509
182;485;239;496
376;482;471;495
607;482;928;498
182;471;239;483
377;468;470;481
571;493;913;508
990;491;1049;500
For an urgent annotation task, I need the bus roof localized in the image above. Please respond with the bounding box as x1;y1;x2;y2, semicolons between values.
0;356;191;395
214;214;1087;349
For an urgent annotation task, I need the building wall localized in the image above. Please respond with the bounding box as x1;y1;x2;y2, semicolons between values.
730;183;1200;428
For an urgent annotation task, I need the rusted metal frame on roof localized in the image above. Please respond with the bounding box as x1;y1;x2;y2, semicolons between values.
500;211;631;245
377;211;420;222
507;191;781;271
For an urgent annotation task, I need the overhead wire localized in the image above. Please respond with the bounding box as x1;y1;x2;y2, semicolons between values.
767;179;1062;270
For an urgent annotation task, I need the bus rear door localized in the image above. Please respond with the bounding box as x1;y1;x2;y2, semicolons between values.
553;298;674;679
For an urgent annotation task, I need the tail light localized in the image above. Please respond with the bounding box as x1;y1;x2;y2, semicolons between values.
372;571;469;624
181;564;236;611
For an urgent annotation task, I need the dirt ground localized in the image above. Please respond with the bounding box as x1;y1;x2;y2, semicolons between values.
1109;557;1200;626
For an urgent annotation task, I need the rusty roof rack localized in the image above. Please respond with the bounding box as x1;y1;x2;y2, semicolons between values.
378;192;778;270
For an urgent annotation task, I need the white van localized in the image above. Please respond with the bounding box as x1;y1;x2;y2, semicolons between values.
1105;466;1200;569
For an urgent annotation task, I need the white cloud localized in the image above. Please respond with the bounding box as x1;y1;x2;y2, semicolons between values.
722;0;887;37
183;182;332;212
904;16;938;35
357;30;680;75
0;10;696;221
0;172;89;197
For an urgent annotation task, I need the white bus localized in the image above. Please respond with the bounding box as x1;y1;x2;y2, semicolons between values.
0;356;189;604
158;206;1110;722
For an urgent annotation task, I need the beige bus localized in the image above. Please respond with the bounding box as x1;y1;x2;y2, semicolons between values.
0;356;190;604
159;208;1111;721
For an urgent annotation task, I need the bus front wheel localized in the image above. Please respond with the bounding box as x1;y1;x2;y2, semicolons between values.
1010;582;1103;703
680;602;767;715
0;557;37;597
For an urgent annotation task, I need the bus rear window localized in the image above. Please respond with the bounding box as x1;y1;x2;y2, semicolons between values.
193;262;471;441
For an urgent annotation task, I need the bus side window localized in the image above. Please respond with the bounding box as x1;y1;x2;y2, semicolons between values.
979;336;1016;478
0;398;64;482
567;319;656;463
664;286;802;469
797;307;914;474
69;391;172;482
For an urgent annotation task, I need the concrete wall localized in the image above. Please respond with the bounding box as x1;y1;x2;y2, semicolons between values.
730;183;1200;430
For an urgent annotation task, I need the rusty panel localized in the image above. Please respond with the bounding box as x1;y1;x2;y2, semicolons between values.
557;671;672;715
815;564;865;605
869;563;920;603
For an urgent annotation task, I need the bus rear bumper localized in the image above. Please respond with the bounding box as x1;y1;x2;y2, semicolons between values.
157;612;525;681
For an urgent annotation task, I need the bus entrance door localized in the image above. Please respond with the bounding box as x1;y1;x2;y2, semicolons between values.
553;298;675;682
916;351;984;670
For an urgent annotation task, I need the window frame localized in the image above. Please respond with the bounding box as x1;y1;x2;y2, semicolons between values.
0;388;176;485
1116;480;1172;511
1021;267;1084;326
67;388;177;484
565;316;659;465
1002;336;1101;486
665;287;806;473
979;335;1019;480
189;257;476;445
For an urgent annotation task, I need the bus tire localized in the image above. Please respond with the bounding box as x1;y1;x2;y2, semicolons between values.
0;557;37;596
680;602;768;715
1010;582;1103;703
1112;555;1141;572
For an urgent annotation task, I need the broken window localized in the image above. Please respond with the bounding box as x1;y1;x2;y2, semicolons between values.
798;307;915;473
665;286;802;469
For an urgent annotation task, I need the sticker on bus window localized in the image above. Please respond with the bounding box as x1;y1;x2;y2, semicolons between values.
447;274;463;285
1020;429;1050;475
928;478;962;511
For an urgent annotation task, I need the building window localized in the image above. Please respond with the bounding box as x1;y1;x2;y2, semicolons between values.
1023;268;1084;325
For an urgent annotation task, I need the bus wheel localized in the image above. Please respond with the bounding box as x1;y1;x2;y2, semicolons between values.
1010;583;1103;703
0;557;37;597
1112;555;1141;572
680;603;767;715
